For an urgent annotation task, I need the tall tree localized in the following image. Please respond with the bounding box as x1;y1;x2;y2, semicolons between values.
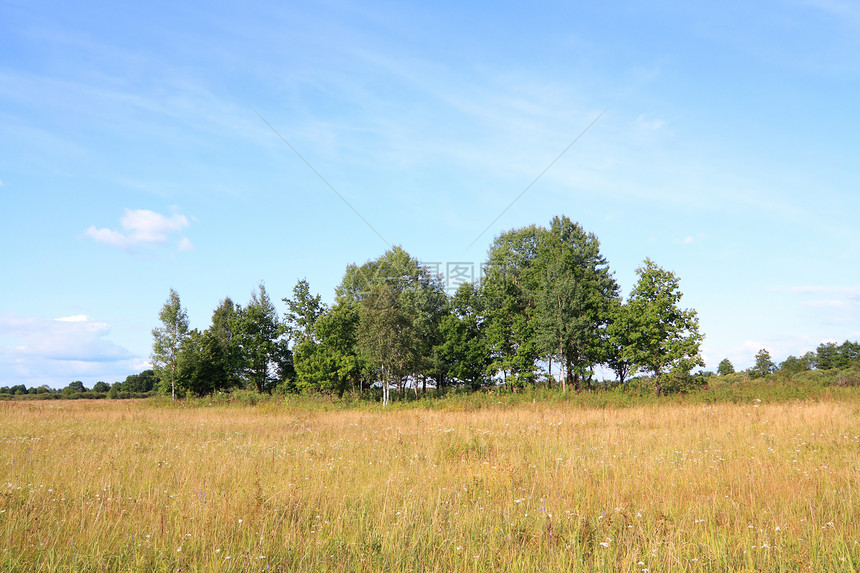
151;288;190;400
208;297;243;389
533;217;619;391
357;282;414;406
284;279;325;345
340;246;446;400
235;283;291;393
625;259;703;395
482;216;618;391
750;348;777;378
482;225;543;388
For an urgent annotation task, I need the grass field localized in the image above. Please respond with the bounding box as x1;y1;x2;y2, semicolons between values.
1;397;858;572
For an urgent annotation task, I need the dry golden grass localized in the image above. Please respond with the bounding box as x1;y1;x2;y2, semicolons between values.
1;398;858;572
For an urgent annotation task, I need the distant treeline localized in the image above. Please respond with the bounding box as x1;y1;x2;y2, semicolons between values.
717;340;860;379
0;370;158;400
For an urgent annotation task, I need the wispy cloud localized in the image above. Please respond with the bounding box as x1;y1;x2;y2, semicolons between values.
85;208;191;252
783;285;860;326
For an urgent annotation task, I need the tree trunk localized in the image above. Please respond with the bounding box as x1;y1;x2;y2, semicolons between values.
547;356;553;389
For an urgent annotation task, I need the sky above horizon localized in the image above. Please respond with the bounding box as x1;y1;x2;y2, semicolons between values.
2;0;859;388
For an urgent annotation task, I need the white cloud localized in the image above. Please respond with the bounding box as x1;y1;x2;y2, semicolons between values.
177;237;195;252
0;313;141;388
788;285;860;298
85;208;190;251
55;314;90;322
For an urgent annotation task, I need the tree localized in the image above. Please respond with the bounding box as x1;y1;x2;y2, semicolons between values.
481;217;618;391
340;246;446;400
604;300;638;384
749;348;776;379
151;288;190;400
92;381;111;393
625;259;703;395
358;283;415;406
779;354;809;375
481;225;544;389
207;297;243;389
284;279;324;345
175;328;239;396
286;280;363;397
717;358;735;376
122;369;158;393
234;283;292;393
436;283;491;390
533;217;619;391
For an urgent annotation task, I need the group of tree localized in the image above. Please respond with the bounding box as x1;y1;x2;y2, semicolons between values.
150;284;292;399
151;216;706;402
717;340;860;379
0;370;158;399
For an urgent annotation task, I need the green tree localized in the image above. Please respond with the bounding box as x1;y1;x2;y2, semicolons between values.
716;358;735;376
533;217;619;391
840;340;860;365
207;297;243;389
284;279;324;345
779;354;809;375
436;283;491;390
92;381;111;393
121;369;158;393
234;283;292;393
175;328;239;396
481;225;544;389
604;300;638;384
358;283;414;405
481;217;618;391
286;279;362;397
750;348;777;379
340;246;445;399
151;288;190;400
626;259;703;395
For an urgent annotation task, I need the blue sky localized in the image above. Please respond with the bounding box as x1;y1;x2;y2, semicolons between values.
2;0;859;388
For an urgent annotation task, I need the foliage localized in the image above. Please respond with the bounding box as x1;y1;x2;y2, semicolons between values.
716;358;735;376
625;259;703;395
233;283;292;393
749;348;777;379
436;283;492;390
91;381;110;393
121;369;158;393
533;216;619;391
151;288;189;400
604;300;638;384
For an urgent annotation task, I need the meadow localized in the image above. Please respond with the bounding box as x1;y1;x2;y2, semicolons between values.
1;396;858;572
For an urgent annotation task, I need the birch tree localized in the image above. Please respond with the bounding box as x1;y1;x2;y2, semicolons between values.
151;288;189;400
